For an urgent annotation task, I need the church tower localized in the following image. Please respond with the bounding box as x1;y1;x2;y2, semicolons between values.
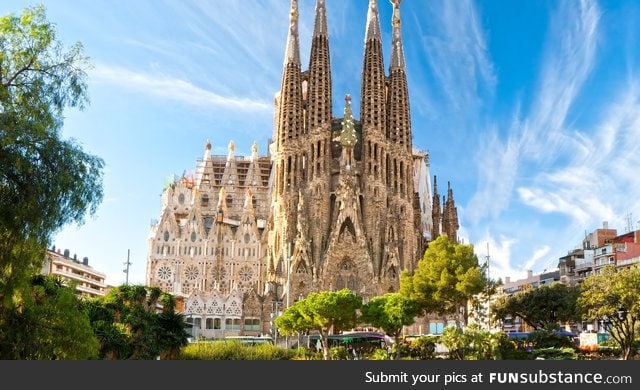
360;0;389;282
381;0;418;273
303;0;333;290
268;0;305;300
146;0;463;338
267;0;430;300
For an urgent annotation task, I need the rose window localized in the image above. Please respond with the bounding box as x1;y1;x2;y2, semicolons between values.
157;266;172;281
238;266;253;282
184;265;199;280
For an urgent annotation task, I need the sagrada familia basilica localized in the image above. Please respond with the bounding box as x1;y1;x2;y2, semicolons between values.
145;0;459;338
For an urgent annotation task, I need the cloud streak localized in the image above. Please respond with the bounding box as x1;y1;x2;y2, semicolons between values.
465;0;607;277
91;64;270;112
468;0;601;223
418;0;496;112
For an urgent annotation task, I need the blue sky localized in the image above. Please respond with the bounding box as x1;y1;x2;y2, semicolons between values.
3;0;640;286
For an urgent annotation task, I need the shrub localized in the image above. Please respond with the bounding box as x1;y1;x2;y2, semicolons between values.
330;346;348;360
368;348;390;360
532;347;577;360
409;335;440;360
178;340;298;360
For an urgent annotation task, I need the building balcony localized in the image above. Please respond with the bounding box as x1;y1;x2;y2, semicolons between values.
617;257;640;268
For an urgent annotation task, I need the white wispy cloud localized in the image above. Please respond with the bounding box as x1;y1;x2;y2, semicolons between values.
419;0;496;111
467;122;521;223
468;0;601;225
522;245;551;272
518;81;640;228
522;0;600;160
90;64;270;112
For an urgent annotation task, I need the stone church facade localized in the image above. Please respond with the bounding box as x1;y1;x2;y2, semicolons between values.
145;0;459;339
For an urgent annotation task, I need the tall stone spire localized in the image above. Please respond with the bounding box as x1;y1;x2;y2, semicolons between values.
312;0;328;37
277;0;304;161
360;0;388;280
442;181;459;243
284;0;301;66
307;0;332;131
365;0;382;41
387;0;411;150
389;0;406;69
360;0;386;130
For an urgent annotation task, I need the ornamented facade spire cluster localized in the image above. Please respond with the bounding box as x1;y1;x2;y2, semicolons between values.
146;1;460;338
431;176;460;243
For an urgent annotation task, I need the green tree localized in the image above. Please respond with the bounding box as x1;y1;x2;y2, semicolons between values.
491;283;580;330
0;274;99;359
275;288;362;360
578;265;640;360
400;235;485;324
359;293;422;359
0;3;103;340
85;285;188;359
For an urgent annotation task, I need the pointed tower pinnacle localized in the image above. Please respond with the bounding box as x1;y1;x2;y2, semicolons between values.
386;0;411;149
204;139;211;159
340;95;357;171
307;0;332;131
284;0;301;66
313;0;328;37
227;140;235;161
277;0;304;146
361;0;386;130
443;181;459;243
340;95;357;148
390;0;406;69
365;0;382;42
250;140;258;161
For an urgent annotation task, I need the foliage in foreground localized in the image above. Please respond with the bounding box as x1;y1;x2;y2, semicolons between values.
0;4;103;358
179;340;305;360
84;285;188;360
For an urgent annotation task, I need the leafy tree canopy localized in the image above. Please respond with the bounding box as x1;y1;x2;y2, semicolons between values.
577;265;640;360
0;4;103;311
275;288;362;360
400;235;485;319
360;293;421;359
84;285;189;360
0;274;99;359
490;282;580;331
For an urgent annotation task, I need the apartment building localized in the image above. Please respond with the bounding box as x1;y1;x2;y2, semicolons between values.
41;246;108;298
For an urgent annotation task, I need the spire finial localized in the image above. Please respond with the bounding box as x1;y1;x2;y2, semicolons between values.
389;0;405;69
313;0;328;37
284;0;301;65
365;0;382;42
391;0;402;28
